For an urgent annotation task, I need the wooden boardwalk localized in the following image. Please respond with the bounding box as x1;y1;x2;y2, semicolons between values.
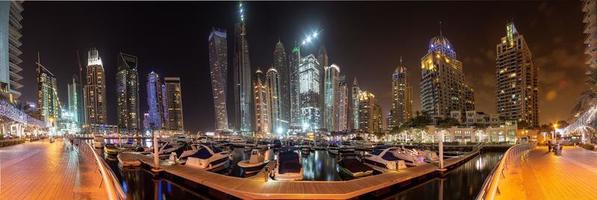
0;139;106;200
496;146;597;200
134;150;480;199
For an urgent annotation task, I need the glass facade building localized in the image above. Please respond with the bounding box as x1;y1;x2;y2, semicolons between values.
208;29;230;131
116;52;140;132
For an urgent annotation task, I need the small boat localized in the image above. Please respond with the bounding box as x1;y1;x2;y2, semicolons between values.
237;149;272;176
327;144;339;155
104;144;125;156
117;152;142;167
93;135;104;149
363;148;407;171
392;148;426;167
338;155;374;178
273;151;303;181
184;145;230;171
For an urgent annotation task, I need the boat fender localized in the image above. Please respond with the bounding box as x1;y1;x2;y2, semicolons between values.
169;152;177;163
397;160;407;170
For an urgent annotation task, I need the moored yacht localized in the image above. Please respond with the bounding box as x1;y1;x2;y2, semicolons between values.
237;149;273;176
183;144;230;171
273;151;303;181
363;148;407;171
338;154;374;178
391;148;426;167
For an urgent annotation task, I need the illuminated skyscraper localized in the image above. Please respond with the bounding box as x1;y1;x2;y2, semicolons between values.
289;45;301;131
0;1;23;101
116;52;140;132
496;22;538;127
351;77;360;130
67;75;82;128
84;48;107;125
36;55;60;122
254;70;271;134
358;90;381;133
584;0;596;71
323;64;340;131
233;2;253;132
273;41;290;133
266;68;281;134
298;54;322;132
146;71;167;129
390;58;412;130
337;75;349;131
420;31;474;118
208;28;229;131
164;77;184;131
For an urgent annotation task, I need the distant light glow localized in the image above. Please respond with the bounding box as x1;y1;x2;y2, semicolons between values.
312;31;318;38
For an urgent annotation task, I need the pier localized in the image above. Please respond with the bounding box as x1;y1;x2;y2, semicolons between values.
126;148;482;199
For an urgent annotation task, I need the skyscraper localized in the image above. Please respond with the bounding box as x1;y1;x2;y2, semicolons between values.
583;0;596;78
351;78;360;130
298;54;322;132
420;31;474;118
0;1;23;102
254;70;271;134
266;68;281;134
357;90;381;133
337;75;349;131
36;55;60;122
208;28;229;131
116;52;140;133
289;45;302;131
323;64;340;131
273;41;290;132
390;58;413;130
233;2;253;133
67;75;82;128
84;48;107;125
496;22;538;127
146;71;167;129
164;77;184;131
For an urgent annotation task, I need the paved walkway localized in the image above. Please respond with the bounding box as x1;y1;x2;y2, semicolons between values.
496;146;597;200
0;139;106;200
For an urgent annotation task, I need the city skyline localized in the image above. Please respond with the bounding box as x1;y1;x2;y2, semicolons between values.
19;1;586;131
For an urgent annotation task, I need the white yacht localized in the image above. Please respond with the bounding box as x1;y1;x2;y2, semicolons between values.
273;151;304;181
183;144;230;171
391;148;426;167
363;148;407;171
237;149;273;176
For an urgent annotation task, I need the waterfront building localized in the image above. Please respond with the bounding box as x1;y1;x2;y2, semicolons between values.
420;31;474;119
337;75;349;131
266;68;282;134
84;48;107;126
116;52;140;133
233;2;253;133
208;28;229;131
357;90;381;133
273;41;290;132
390;58;413;130
323;64;340;131
254;70;271;134
351;77;360;130
496;22;538;127
450;110;502;126
298;54;322;132
36;55;60;123
164;77;184;131
289;45;302;131
67;75;82;129
0;1;23;102
146;71;167;129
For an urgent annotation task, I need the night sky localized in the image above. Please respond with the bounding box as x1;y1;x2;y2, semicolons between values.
20;1;586;131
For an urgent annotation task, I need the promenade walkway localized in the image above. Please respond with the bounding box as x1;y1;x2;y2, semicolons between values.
496;146;597;200
0;139;106;200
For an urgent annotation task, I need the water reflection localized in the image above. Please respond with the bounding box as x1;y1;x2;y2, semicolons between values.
387;152;503;200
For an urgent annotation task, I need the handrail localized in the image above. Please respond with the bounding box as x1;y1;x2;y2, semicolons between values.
82;141;127;200
476;143;534;200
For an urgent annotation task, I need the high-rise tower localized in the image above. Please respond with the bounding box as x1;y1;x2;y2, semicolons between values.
584;0;596;71
496;22;538;127
36;55;60;122
323;64;340;131
266;68;281;134
0;1;23;102
273;41;290;132
116;52;140;133
298;54;322;132
84;48;107;125
146;71;167;129
390;58;413;130
233;2;253;133
208;29;229;131
67;75;82;129
337;75;349;131
420;30;474;118
351;77;360;130
164;77;184;131
289;45;302;131
254;69;271;134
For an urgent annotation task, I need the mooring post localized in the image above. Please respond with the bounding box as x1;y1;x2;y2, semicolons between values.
439;130;445;170
151;124;161;171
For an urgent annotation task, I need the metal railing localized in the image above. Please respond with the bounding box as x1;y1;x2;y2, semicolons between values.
80;140;127;200
476;142;534;200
